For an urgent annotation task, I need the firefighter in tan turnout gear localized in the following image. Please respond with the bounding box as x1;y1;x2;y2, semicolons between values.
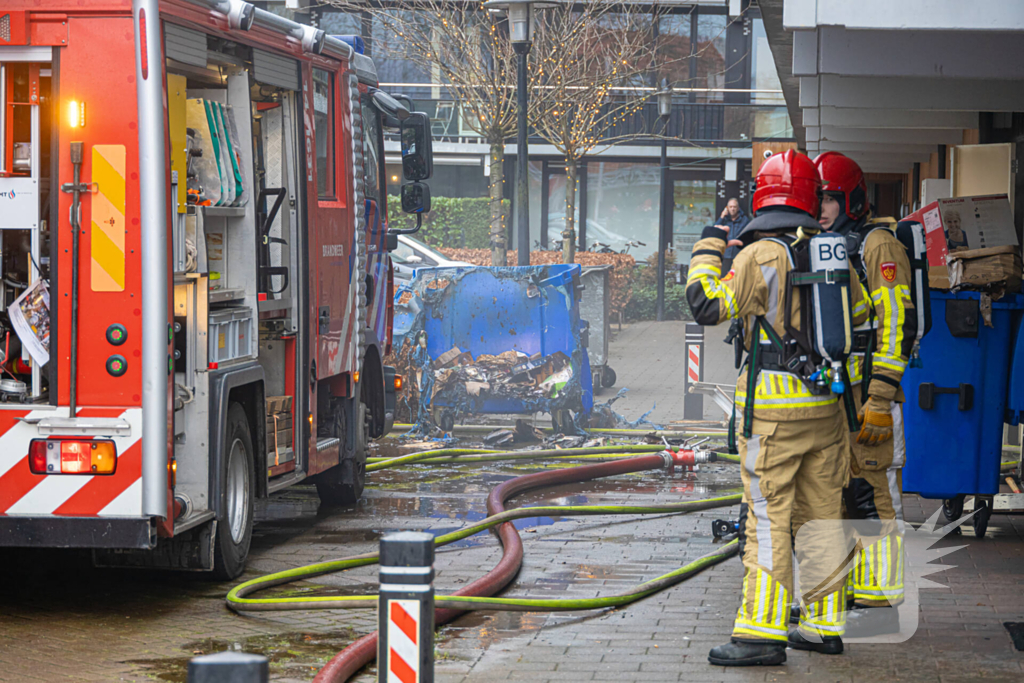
690;150;869;666
815;151;915;637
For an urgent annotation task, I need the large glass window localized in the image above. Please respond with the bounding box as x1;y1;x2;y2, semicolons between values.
373;12;434;100
312;68;334;199
751;18;786;105
671;179;718;264
657;12;693;88
586;162;659;260
512;161;544;251
546;171;581;247
695;14;728;102
320;10;361;35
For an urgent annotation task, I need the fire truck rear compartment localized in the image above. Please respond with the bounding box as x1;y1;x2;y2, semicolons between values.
163;33;309;573
0;57;53;403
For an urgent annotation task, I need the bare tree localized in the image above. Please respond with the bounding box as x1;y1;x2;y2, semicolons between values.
529;2;669;264
327;0;519;265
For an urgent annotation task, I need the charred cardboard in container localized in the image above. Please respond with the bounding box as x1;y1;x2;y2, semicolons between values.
947;245;1022;296
435;347;464;368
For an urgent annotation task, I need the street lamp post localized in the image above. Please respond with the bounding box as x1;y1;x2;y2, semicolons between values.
656;80;673;322
486;1;553;266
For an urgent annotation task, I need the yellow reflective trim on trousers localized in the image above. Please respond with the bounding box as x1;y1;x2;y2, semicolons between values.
799;590;847;636
734;568;790;641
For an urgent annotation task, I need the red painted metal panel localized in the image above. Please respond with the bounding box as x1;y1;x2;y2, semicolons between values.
55;16;142;407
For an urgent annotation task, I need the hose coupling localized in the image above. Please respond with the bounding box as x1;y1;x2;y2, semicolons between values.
662;447;717;471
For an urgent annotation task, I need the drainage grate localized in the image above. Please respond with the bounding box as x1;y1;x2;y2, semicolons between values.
0;15;10;43
1004;622;1024;651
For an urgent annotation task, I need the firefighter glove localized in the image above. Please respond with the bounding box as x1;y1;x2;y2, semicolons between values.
857;395;893;446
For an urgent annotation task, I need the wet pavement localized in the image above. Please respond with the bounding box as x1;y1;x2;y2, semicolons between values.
2;322;1024;682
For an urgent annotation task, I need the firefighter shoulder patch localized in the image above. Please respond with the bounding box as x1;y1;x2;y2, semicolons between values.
722;269;736;282
880;261;897;282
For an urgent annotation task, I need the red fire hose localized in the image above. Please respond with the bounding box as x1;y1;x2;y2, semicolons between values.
313;451;686;683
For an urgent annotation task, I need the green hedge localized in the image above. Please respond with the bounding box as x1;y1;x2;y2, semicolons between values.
387;195;509;250
627;281;693;321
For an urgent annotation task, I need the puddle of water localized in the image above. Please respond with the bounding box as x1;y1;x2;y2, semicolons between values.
129;630;355;683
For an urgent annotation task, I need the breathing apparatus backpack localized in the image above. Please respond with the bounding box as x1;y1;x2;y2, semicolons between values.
847;219;932;399
728;230;859;450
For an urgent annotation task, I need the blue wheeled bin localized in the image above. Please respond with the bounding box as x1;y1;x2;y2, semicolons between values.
903;291;1024;529
393;265;593;429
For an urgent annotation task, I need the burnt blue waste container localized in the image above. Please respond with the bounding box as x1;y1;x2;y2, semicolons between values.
902;290;1024;500
393;265;593;429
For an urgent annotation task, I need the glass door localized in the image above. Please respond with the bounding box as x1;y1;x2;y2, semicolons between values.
669;177;718;265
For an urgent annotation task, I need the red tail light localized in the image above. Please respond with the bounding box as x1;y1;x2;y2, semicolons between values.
28;439;118;475
28;440;47;474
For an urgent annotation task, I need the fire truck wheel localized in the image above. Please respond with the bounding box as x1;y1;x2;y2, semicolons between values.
213;403;255;580
315;402;368;507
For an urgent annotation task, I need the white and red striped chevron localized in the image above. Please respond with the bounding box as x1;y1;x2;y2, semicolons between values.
688;345;701;383
387;599;421;683
0;407;144;517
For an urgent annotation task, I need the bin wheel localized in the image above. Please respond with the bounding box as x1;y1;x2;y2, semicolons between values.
973;497;991;539
439;410;455;433
602;366;617;388
942;495;965;523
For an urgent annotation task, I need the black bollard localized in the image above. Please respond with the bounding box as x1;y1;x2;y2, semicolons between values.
187;651;268;683
377;531;435;683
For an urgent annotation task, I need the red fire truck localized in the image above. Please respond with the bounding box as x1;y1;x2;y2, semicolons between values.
0;0;433;577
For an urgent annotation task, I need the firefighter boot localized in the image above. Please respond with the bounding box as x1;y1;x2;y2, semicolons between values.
708;639;787;666
787;630;844;655
844;605;901;638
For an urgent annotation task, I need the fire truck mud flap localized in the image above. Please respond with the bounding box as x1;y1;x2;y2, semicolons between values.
0;517;155;549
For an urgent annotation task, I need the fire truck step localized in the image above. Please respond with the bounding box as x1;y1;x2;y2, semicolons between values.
317;437;341;452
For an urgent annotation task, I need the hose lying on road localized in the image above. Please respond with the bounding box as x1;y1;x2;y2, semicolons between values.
313;453;739;683
391;423;727;438
226;451;741;683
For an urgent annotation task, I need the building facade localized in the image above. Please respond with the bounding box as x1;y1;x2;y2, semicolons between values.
261;0;793;263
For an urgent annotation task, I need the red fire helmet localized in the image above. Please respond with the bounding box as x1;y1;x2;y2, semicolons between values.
813;151;868;220
752;149;822;218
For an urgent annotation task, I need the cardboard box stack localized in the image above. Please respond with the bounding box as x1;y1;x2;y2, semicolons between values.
266;395;293;467
903;194;1022;296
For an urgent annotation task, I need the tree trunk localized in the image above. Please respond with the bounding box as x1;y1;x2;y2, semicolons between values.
489;142;507;266
562;157;578;264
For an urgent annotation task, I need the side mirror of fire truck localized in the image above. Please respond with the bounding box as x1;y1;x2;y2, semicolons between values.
400;113;433;182
401;182;431;215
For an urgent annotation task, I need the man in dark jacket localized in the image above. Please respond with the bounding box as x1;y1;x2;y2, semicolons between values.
717;198;750;265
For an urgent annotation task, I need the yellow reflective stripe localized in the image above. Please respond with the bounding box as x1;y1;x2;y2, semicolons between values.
735;393;838;407
91;145;127;291
733;568;789;641
851;535;905;600
873;356;907;372
691;269;738;318
872;284;909;362
688;263;721;280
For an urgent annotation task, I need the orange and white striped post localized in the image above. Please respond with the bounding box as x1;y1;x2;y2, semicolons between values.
378;531;435;683
684;323;704;420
